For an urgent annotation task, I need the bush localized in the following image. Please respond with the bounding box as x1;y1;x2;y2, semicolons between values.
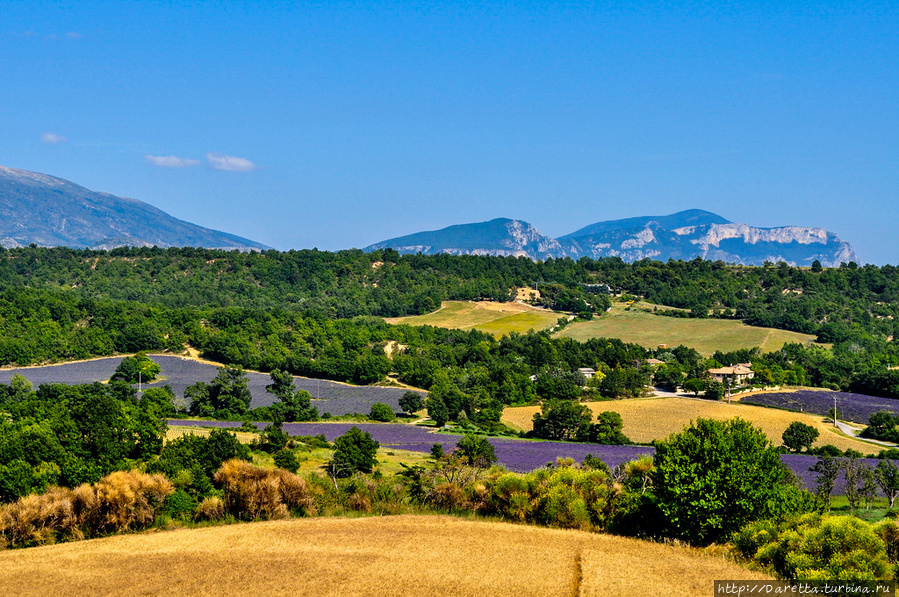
454;434;497;468
214;459;313;520
736;514;893;581
194;495;226;521
328;427;379;478
0;470;173;548
273;449;300;473
369;402;396;422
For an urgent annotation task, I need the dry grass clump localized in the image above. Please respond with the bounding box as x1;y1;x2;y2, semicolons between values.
214;459;314;520
0;515;772;596
0;470;173;549
194;496;226;521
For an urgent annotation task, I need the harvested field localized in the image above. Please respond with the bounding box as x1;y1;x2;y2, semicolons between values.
555;303;818;355
385;300;561;337
0;355;422;417
503;397;879;453
0;515;769;596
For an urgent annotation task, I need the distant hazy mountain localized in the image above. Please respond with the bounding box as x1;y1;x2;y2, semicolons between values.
365;209;859;267
0;165;270;251
365;218;566;260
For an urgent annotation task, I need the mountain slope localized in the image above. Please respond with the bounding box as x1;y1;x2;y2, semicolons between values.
366;210;859;267
560;209;730;239
0;166;270;250
365;218;566;260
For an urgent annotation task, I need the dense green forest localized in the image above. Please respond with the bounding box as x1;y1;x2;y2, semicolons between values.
1;246;899;404
1;246;897;338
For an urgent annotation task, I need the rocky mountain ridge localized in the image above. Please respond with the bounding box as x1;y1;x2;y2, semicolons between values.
365;210;859;267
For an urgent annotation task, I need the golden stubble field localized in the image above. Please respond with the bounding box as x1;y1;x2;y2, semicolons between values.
503;396;878;452
384;300;563;337
0;515;769;596
555;303;819;356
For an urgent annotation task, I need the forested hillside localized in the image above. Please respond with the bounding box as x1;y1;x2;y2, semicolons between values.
1;246;899;401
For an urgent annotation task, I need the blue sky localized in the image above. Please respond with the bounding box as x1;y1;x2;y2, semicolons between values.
1;1;896;263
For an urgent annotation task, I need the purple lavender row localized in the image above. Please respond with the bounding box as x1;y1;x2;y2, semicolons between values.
742;390;899;424
0;355;422;415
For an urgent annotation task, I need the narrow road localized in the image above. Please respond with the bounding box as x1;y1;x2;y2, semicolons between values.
834;419;897;447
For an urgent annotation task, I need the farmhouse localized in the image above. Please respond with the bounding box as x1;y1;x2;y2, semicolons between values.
578;367;596;379
707;364;754;385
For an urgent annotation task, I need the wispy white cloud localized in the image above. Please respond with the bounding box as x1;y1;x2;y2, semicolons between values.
42;132;67;144
145;155;201;168
66;32;82;40
206;152;257;172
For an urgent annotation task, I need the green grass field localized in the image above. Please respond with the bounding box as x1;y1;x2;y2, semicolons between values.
385;301;562;337
555;303;819;355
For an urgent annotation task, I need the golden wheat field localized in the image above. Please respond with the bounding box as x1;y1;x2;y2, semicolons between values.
503;396;878;452
0;515;769;596
384;300;562;337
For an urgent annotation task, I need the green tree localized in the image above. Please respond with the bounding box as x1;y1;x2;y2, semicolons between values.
704;380;726;400
782;421;820;453
266;369;317;422
328;426;380;478
187;367;252;418
581;411;631;444
273;448;299;473
427;394;449;427
398;391;425;415
531;399;592;441
651;417;811;545
369;402;396;422
683;378;704;396
454;434;497;468
875;459;899;508
811;454;841;511
111;351;161;383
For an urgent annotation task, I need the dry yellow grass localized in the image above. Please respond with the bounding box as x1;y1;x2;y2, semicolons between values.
0;515;769;596
384;300;561;337
503;397;879;452
165;425;258;444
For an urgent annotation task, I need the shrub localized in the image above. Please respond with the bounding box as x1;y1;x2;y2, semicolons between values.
0;486;82;548
0;470;173;548
214;459;313;520
273;449;300;473
89;470;174;534
194;496;226;521
738;514;893;581
369;403;396;422
163;489;198;520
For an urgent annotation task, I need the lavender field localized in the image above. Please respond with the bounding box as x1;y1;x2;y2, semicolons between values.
171;420;896;494
0;355;422;416
742;390;899;424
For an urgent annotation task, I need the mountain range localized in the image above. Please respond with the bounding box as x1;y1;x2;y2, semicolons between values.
0;165;269;251
365;210;859;267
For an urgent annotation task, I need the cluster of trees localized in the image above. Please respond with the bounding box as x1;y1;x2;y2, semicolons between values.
529;400;630;444
0;378;170;502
